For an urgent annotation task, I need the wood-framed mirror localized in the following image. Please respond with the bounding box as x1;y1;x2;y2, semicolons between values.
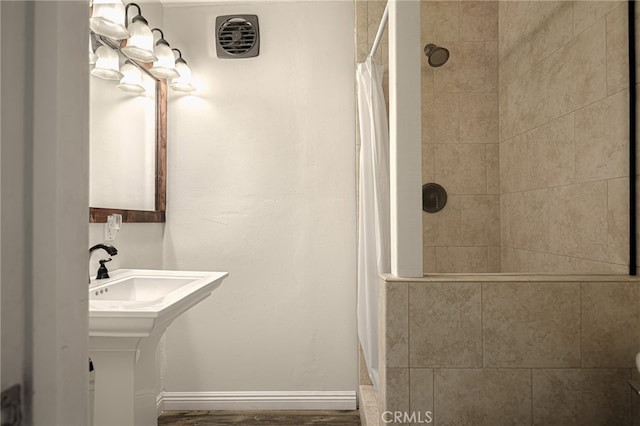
89;34;167;223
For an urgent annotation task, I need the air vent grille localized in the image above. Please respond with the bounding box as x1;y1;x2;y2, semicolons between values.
216;15;260;59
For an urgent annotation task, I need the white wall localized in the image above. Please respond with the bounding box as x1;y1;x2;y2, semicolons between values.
89;224;165;274
161;1;357;392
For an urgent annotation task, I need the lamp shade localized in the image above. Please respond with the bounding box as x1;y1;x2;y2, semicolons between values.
150;41;179;79
121;17;157;63
90;0;129;40
169;58;196;92
91;45;123;80
170;60;195;92
118;62;145;93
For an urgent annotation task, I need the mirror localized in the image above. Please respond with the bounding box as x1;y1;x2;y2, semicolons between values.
89;36;167;223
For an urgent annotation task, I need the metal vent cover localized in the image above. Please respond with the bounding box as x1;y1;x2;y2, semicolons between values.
215;15;260;59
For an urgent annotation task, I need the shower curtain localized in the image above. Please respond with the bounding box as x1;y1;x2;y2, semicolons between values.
356;56;390;391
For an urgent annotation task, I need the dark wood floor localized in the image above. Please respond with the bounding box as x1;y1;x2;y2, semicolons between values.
158;410;361;426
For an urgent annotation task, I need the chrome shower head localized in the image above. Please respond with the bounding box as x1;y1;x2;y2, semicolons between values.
424;43;449;67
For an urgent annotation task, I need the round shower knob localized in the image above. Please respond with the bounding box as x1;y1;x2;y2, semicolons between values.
422;183;447;213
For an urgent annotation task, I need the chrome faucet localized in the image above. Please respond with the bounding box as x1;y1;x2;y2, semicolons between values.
89;243;118;282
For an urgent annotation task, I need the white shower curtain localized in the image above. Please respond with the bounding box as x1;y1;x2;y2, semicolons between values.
356;56;390;391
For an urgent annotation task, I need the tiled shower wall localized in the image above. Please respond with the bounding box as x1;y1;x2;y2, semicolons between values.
356;0;501;273
356;1;636;274
499;1;631;273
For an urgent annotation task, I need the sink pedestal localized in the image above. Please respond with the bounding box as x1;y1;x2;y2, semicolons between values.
90;329;166;426
88;269;229;426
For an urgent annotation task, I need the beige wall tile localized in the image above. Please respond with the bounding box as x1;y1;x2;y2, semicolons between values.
483;282;581;367
434;369;532;425
361;404;380;426
608;178;630;265
420;1;459;44
488;246;500;272
408;282;482;367
563;257;627;274
500;2;573;88
527;1;574;62
500;247;524;272
384;368;409;416
460;1;498;42
433;42;486;93
582;282;640;368
460;93;498;144
434;144;487;194
423;195;461;247
574;90;629;182
421;64;434;95
548;181;608;262
606;3;629;95
485;41;498;93
461;195;500;246
359;344;374;386
423;93;459;144
357;43;369;64
422;246;436;274
435;246;488;273
525;113;575;190
409;369;433;424
548;19;606;119
422;144;435;183
499;135;528;193
486;143;500;194
500;190;549;252
385;282;408;368
498;85;509;141
367;1;387;47
532;369;631;426
355;0;368;46
504;60;548;139
574;1;623;36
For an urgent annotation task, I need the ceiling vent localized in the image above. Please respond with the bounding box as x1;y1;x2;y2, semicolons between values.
215;15;260;59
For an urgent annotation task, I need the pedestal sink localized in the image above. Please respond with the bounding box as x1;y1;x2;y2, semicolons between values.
89;269;228;426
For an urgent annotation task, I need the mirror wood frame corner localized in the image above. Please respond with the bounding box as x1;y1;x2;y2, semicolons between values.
89;75;167;224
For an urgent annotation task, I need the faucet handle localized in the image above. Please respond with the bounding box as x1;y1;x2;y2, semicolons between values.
97;258;113;280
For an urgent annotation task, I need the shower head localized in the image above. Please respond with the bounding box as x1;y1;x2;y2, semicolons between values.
424;43;449;67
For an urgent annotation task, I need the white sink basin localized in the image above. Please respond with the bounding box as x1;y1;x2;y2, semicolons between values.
89;269;228;336
89;269;228;426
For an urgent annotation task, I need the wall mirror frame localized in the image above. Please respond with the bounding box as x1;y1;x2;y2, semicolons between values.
89;35;167;223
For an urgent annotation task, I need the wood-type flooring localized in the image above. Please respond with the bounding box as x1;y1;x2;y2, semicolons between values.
158;410;361;426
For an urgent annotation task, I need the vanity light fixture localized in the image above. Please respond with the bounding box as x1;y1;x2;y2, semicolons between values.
170;48;195;92
89;37;98;65
90;0;130;40
149;28;180;79
121;3;157;63
91;45;123;80
118;60;145;93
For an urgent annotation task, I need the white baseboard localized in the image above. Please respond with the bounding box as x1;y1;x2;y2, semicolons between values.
156;390;357;414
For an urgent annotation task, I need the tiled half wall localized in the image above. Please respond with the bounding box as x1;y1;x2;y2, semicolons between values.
375;274;640;426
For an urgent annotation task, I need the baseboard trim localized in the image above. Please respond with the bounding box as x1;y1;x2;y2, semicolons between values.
156;390;357;413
